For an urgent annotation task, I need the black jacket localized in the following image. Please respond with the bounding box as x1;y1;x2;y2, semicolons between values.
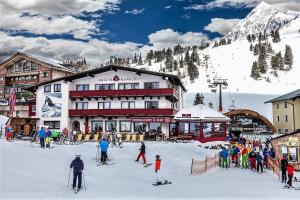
70;157;84;173
281;158;288;171
140;143;146;153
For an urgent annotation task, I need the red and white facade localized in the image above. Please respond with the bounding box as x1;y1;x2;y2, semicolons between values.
29;65;186;136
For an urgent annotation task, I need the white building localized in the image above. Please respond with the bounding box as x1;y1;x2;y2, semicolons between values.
26;65;186;136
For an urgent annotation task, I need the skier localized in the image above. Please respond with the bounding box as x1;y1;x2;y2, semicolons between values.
281;154;288;183
6;125;13;141
268;148;275;159
45;136;51;148
248;150;257;170
262;147;269;168
38;127;46;148
220;147;229;168
135;141;146;164
100;138;109;164
232;145;240;167
241;146;248;169
287;162;294;188
70;155;84;192
155;155;161;183
256;152;263;173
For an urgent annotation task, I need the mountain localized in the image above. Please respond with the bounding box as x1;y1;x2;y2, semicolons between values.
124;2;300;96
227;1;299;40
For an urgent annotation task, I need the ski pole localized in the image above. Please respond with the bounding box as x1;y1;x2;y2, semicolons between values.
67;168;71;188
82;172;86;190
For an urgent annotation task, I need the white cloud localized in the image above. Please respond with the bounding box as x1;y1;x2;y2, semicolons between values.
204;18;241;35
0;0;120;39
164;5;172;9
124;8;145;15
0;31;140;66
184;0;300;11
146;29;209;50
182;14;191;19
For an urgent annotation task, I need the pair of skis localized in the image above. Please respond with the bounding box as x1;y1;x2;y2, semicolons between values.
153;180;172;186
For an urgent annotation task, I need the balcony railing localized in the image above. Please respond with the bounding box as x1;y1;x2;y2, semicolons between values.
69;108;176;117
70;88;179;99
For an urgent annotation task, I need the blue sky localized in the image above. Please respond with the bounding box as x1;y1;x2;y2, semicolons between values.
0;0;299;65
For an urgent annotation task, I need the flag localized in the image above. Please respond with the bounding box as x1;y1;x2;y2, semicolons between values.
9;88;16;116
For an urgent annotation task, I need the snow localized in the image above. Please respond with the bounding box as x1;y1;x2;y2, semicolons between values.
174;104;229;121
0;115;8;135
1;140;299;200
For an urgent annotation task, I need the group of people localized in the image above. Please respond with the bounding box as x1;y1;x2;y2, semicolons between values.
38;127;53;148
280;154;295;187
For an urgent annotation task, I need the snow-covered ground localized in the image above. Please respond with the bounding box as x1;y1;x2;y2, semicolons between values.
1;139;299;200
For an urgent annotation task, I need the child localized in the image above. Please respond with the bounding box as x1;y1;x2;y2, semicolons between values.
155;155;161;184
287;162;294;187
45;137;51;148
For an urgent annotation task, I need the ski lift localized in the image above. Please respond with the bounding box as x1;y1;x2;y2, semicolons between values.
211;89;217;93
222;86;227;89
207;79;211;83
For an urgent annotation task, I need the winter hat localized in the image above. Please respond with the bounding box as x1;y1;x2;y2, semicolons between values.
156;155;160;159
75;154;81;157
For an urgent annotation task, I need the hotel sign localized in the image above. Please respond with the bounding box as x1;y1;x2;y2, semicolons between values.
99;75;142;82
131;118;171;123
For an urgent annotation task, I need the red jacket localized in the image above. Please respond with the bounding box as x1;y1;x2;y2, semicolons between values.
287;164;294;175
242;148;247;156
155;159;161;171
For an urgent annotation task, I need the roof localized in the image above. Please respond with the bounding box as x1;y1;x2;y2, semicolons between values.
174;104;230;121
25;65;187;92
265;89;300;103
0;52;76;73
270;129;300;141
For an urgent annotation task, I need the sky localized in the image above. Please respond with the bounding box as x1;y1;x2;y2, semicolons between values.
0;0;299;66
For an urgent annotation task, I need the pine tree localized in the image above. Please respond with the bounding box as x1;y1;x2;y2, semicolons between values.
276;51;284;70
213;42;218;48
253;45;259;55
173;60;178;71
184;50;190;63
179;57;184;68
272;30;281;43
138;53;143;65
187;60;199;82
250;43;253;51
132;53;137;63
193;93;204;105
148;59;152;66
284;45;293;71
251;34;256;42
258;46;267;74
190;48;199;63
227;38;232;44
271;55;278;70
247;34;252;43
250;61;260;80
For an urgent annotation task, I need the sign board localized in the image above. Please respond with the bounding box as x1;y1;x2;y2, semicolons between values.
99;76;141;82
182;114;191;118
131;118;171;123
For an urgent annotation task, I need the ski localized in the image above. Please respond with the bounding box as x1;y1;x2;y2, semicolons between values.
144;163;153;168
97;162;115;166
153;180;172;186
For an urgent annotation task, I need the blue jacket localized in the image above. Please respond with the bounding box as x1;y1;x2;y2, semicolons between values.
256;154;263;162
38;129;46;139
220;149;228;158
233;147;240;155
263;149;268;158
70;157;84;173
268;150;275;158
100;140;109;152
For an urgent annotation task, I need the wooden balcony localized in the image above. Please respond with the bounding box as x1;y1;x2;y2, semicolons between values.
69;108;176;117
69;88;179;100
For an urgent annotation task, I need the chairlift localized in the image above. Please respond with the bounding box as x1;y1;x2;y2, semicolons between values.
211;89;217;93
222;86;227;89
207;79;211;83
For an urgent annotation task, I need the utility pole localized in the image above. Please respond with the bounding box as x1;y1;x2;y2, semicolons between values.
208;78;228;112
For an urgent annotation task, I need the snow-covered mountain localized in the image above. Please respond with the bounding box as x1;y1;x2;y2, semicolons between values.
128;2;300;96
227;1;299;40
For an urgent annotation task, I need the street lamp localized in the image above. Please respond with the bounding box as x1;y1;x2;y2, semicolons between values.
285;101;295;131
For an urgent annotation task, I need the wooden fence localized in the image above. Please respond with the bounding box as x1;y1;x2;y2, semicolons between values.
190;154;219;175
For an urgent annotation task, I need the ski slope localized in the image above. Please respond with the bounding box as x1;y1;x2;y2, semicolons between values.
1;139;299;200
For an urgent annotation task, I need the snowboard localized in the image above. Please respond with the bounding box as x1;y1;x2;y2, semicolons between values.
144;163;153;168
153;180;172;186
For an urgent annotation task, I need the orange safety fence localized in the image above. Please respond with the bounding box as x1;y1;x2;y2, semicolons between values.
267;155;280;179
191;155;219;175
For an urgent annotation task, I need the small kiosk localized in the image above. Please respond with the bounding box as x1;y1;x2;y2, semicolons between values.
173;104;230;143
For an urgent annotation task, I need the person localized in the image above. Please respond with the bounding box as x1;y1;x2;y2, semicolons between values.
100;138;109;164
220;147;229;168
155;155;161;183
45;128;52;138
241;146;248;169
268;148;275;159
281;154;288;183
70;155;84;192
6;125;13;141
38;127;46;148
232;145;240;167
263;147;269;168
248;150;257;170
256;152;263;173
287;162;294;187
135;141;146;164
45;136;51;148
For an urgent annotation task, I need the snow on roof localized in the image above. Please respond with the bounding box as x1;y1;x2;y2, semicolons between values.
265;89;300;103
174;104;230;121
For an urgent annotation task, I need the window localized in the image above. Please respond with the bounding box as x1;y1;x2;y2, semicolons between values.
145;101;159;109
120;121;131;132
95;84;115;90
278;129;282;134
284;128;289;133
134;123;147;132
54;84;61;92
98;102;111;109
32;105;36;112
76;102;88;109
169;123;177;137
214;123;225;132
149;123;161;132
285;115;288;122
121;101;135;109
277;116;280;122
44;85;51;93
190;122;200;137
42;72;49;78
5;87;10;94
106;121;117;132
203;123;213;138
118;83;139;90
92;121;103;132
179;122;189;135
76;84;89;91
276;103;279;109
284;102;287;108
144;82;159;89
44;121;60;129
0;76;4;81
16;111;20;117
